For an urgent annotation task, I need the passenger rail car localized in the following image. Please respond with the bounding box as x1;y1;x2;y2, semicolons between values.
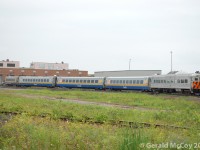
105;76;150;91
4;76;19;86
149;73;200;93
18;76;56;87
56;77;105;89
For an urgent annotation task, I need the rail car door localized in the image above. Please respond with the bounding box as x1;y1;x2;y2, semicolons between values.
52;76;57;87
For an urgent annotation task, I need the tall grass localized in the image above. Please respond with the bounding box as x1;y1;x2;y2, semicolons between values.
120;130;149;150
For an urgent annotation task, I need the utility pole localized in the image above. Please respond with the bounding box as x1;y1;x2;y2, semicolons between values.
129;59;131;70
170;51;173;72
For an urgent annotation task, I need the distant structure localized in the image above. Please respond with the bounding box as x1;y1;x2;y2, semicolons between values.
0;59;88;84
30;61;69;70
0;59;20;68
0;68;88;83
94;70;162;77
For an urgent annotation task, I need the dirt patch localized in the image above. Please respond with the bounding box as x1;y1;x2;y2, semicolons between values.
0;113;13;127
17;94;164;112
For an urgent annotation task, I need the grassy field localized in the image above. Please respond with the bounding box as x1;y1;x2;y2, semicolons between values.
0;88;200;149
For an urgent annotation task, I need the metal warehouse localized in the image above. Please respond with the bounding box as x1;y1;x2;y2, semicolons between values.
94;70;162;77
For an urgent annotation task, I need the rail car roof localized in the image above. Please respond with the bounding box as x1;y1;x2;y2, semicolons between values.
106;76;149;79
57;76;104;79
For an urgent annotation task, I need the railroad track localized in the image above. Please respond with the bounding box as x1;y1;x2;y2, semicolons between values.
0;111;199;130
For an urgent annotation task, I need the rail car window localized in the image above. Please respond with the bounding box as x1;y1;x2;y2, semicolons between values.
72;80;75;83
69;80;72;83
95;80;98;83
132;80;136;84
62;79;65;82
119;80;122;84
129;80;132;84
28;79;30;82
125;80;128;84
41;79;43;82
47;79;49;82
112;80;115;84
33;79;35;82
136;80;139;84
44;79;46;82
87;80;90;83
181;79;184;83
83;80;86;83
80;80;83;83
91;80;94;83
115;80;118;84
195;78;198;81
140;80;143;84
185;79;188;83
122;80;125;84
76;80;79;83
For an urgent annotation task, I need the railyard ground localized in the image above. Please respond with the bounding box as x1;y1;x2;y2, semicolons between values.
0;87;200;149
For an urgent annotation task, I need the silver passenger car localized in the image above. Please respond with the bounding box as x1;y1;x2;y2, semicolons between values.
18;76;56;87
150;74;193;93
4;76;19;86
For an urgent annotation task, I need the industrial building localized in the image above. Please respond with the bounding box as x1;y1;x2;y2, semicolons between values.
0;59;87;84
30;62;69;70
0;68;88;83
0;59;20;68
94;70;162;77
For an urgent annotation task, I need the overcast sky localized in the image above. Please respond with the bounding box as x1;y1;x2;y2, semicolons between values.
0;0;200;74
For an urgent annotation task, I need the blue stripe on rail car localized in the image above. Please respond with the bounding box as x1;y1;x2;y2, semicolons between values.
19;83;53;87
106;85;149;91
56;84;103;89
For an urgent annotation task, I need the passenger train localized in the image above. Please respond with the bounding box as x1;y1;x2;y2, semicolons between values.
3;72;200;94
